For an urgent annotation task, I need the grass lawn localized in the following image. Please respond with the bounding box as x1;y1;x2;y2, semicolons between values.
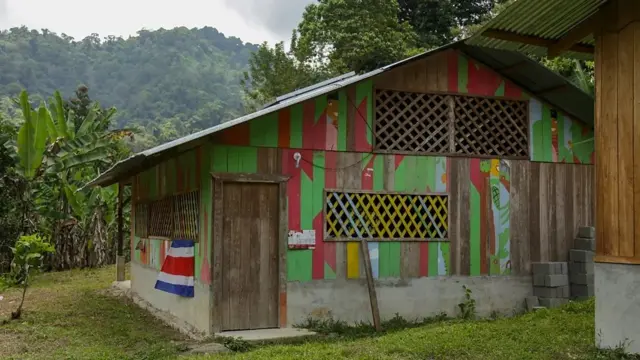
0;265;632;360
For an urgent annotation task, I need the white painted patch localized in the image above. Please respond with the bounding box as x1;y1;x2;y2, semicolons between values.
288;230;315;249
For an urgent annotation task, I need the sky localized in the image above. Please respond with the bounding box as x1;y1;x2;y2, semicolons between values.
0;0;314;45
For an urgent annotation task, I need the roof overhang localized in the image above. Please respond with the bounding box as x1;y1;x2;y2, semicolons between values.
466;0;607;60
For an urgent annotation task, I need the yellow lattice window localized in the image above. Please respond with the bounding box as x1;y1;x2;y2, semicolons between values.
325;191;448;241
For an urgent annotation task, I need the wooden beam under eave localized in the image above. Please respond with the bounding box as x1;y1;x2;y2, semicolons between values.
547;12;600;59
482;29;595;54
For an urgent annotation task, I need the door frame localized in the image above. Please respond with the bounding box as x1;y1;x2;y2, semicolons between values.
209;172;289;333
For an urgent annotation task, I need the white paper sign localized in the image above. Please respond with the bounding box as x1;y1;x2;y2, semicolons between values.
288;230;316;249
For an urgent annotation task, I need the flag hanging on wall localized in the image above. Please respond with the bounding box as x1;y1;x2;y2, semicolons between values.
154;240;195;297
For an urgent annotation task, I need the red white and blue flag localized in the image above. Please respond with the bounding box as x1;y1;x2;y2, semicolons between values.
155;240;195;297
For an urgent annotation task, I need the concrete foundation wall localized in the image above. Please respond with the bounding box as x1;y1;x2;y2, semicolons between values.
287;276;533;325
595;263;640;354
131;263;210;335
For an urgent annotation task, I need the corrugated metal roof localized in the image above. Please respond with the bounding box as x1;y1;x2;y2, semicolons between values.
86;41;594;188
466;0;603;59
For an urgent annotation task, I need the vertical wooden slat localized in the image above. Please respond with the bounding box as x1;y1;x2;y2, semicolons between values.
278;181;288;328
334;153;348;280
346;86;357;152
617;22;635;257
211;178;223;333
529;162;541;263
510;160;530;275
554;165;566;261
436;52;449;92
449;158;470;275
564;164;575;249
634;22;640;258
594;30;605;257
600;29;620;257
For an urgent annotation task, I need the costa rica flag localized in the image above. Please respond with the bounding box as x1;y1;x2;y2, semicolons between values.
154;240;195;297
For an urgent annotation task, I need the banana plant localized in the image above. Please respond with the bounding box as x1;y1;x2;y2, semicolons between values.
13;91;49;180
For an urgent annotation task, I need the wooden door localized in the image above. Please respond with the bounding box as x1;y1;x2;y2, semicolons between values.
220;182;279;331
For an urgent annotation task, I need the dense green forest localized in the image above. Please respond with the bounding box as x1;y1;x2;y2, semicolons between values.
0;26;259;150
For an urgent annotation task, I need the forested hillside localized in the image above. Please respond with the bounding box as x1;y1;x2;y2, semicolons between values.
0;26;258;149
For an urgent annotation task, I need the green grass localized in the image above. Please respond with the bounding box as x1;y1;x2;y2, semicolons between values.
0;266;635;359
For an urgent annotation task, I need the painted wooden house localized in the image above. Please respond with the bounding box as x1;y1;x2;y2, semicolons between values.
91;41;595;336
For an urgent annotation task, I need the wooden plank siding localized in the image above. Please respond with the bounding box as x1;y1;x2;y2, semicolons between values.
593;0;640;263
196;145;593;280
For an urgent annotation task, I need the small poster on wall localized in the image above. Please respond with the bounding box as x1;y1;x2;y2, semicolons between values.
288;230;316;250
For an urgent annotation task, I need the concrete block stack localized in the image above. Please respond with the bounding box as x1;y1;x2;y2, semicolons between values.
532;262;569;308
569;226;595;300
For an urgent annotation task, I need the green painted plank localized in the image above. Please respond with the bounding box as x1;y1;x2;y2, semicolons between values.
356;79;373;145
212;145;228;173
149;166;158;200
227;147;240;173
166;158;176;194
394;157;407;192
287;250;313;282
250;112;279;148
470;185;481;276
428;242;439;276
440;242;451;275
238;147;258;173
301;171;314;230
315;96;327;124
338;90;348;152
387;242;401;277
378;242;391;278
541;105;552;162
290;103;303;149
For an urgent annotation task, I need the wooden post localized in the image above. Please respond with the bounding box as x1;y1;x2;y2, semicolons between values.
115;182;125;282
359;239;382;332
593;0;640;264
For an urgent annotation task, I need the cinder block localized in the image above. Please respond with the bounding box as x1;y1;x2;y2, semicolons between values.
526;296;540;311
545;274;569;287
572;296;592;302
539;297;569;308
569;249;594;263
574;238;596;251
571;284;594;297
559;285;570;298
532;262;568;275
569;262;594;274
570;273;594;285
533;286;565;298
533;274;546;286
577;226;595;239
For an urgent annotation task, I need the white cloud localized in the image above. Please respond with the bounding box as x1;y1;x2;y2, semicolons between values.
0;0;309;45
221;0;315;40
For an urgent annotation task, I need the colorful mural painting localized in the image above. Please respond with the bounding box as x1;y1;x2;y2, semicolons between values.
469;159;511;276
129;48;595;287
214;80;374;153
529;98;594;164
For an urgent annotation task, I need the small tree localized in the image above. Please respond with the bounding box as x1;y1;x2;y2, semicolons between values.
9;234;55;320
